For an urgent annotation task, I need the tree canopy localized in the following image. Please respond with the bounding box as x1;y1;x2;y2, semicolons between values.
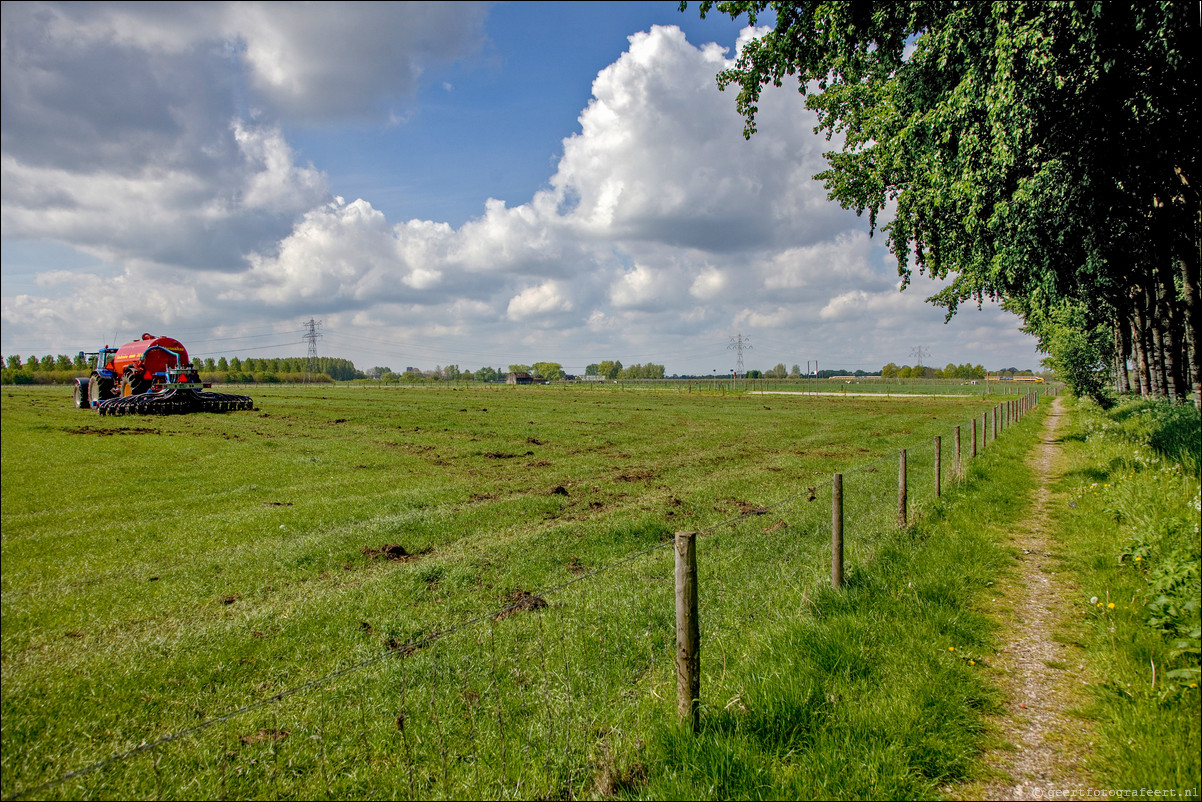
690;0;1199;405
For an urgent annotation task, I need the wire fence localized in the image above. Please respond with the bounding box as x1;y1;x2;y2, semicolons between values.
3;391;1048;800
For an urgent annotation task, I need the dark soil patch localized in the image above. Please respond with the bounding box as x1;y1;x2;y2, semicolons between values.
241;729;288;745
65;425;157;435
567;557;586;574
484;451;533;459
362;544;427;562
469;492;496;502
550;485;569;496
724;499;769;516
494;589;548;620
383;636;424;656
615;469;655;482
262;501;292;507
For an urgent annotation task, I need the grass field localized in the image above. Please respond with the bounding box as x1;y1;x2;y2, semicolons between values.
2;383;1028;799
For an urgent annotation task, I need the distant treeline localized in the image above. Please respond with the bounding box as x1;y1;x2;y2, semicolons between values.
879;363;1041;380
1;354;360;385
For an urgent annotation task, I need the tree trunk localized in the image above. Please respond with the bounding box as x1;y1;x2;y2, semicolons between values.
1132;288;1153;397
1179;256;1201;409
1113;320;1131;394
1156;259;1185;401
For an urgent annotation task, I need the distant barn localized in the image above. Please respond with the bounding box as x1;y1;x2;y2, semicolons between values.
506;372;534;385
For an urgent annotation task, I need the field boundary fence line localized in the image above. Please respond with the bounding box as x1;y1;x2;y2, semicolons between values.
4;388;1048;801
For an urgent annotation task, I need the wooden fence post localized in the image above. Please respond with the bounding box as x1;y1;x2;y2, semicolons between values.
954;425;962;479
993;406;999;441
934;436;941;498
971;418;978;459
897;449;907;527
832;474;844;589
675;531;700;733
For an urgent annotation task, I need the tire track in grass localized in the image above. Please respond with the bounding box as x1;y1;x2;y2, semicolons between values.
974;397;1094;800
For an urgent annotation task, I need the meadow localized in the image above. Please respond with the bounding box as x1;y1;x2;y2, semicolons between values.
2;382;1026;799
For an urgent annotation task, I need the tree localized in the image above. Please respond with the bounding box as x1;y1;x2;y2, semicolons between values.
532;362;564;381
1035;301;1114;404
597;360;623;380
508;364;532;375
585;363;600;376
693;1;1199;405
475;366;499;383
790;364;801;377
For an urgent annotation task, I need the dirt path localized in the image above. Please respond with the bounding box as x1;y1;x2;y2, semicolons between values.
973;397;1093;800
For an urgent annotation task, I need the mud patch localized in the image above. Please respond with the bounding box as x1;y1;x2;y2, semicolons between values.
383;636;426;656
241;729;288;745
494;589;548;620
362;544;427;562
550;485;569;496
567;557;586;574
723;499;769;516
66;425;157;436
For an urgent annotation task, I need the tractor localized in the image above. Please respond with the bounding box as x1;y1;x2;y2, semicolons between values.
74;333;254;415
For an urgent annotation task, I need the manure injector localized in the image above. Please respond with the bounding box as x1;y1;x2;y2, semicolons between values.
74;333;254;416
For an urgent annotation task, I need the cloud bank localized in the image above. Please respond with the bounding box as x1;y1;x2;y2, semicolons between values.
1;3;1039;373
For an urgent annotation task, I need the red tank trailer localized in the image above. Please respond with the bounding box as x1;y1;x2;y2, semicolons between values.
74;333;253;415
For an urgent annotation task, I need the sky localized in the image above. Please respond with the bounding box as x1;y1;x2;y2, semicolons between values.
0;1;1045;376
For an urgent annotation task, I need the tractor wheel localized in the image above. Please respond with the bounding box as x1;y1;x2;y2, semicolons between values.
88;373;114;408
73;378;91;409
122;368;150;397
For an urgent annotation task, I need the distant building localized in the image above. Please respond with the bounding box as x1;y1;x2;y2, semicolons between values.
506;372;534;385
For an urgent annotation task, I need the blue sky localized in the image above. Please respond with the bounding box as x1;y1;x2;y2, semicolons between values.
1;1;1043;375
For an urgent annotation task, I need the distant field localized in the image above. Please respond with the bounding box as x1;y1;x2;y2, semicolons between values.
1;383;1014;799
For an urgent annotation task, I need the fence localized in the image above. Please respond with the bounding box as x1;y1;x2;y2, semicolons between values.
4;390;1046;801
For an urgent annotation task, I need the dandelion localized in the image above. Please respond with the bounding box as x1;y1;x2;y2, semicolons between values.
969;660;976;666
948;646;955;652
1107;602;1115;610
1090;596;1099;604
1134;556;1142;563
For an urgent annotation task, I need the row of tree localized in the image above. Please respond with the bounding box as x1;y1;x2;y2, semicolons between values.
1;354;360;384
697;1;1197;406
585;361;667;380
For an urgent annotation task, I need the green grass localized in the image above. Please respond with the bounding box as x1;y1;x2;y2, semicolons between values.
630;396;1049;800
2;383;1031;799
1043;396;1200;792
